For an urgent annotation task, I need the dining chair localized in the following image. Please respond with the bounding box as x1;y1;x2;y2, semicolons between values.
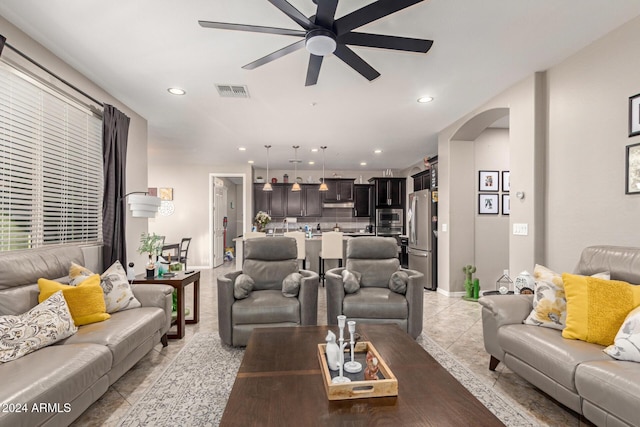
284;231;307;270
319;231;343;286
179;237;192;270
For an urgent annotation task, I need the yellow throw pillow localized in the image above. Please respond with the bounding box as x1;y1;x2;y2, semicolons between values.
38;274;111;326
562;273;640;346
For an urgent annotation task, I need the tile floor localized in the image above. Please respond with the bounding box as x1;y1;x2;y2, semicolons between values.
72;263;591;426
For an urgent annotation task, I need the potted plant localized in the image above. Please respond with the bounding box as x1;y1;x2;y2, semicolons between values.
254;211;271;232
255;176;264;183
138;232;163;277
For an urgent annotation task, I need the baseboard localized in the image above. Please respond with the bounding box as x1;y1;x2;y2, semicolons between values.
437;288;466;298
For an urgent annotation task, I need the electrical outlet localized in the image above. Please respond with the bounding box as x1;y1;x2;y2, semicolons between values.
513;223;528;235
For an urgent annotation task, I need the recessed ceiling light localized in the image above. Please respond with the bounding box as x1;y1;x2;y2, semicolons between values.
311;148;318;152
417;96;433;103
168;87;186;95
360;162;367;166
374;149;382;154
308;161;315;165
238;147;246;151
248;160;254;164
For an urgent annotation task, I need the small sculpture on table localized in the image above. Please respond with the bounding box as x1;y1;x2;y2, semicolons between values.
325;330;340;371
363;351;379;380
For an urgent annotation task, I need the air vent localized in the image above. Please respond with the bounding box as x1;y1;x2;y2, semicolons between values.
215;84;250;98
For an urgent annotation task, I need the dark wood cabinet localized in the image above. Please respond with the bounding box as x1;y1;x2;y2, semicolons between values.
286;184;321;217
412;157;438;192
354;184;372;217
323;178;354;202
370;178;405;208
253;183;285;217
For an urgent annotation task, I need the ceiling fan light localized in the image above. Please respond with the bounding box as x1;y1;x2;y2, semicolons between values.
305;29;336;56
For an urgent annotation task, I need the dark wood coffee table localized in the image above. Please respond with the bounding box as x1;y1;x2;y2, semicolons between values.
132;270;200;340
220;324;504;426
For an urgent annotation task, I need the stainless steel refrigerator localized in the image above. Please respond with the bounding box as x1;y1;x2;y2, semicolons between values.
408;189;435;290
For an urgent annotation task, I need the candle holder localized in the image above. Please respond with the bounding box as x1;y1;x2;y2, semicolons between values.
344;320;362;374
331;315;351;384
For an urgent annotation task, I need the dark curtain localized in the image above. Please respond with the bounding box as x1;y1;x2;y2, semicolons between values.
102;104;130;269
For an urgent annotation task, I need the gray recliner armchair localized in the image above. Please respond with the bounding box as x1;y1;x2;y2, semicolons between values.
325;236;424;339
217;236;319;346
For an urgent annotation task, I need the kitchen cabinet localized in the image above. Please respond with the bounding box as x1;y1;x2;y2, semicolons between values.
286;184;321;217
412;156;438;192
253;183;285;217
369;177;405;208
322;178;354;202
353;184;372;217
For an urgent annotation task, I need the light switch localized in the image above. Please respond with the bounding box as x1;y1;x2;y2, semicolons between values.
513;223;528;235
442;223;448;232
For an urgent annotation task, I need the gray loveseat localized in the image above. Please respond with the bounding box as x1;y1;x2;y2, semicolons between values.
480;245;640;427
0;246;173;427
326;236;424;339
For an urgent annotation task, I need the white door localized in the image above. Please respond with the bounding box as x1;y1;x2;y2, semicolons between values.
213;181;227;267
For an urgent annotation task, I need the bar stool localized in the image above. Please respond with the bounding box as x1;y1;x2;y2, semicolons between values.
284;231;306;270
319;231;343;286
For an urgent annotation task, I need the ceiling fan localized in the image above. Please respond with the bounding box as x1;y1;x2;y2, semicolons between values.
199;0;433;86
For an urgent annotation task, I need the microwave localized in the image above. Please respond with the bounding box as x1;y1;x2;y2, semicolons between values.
376;209;403;226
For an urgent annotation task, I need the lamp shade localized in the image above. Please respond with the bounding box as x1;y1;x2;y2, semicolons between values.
128;194;161;218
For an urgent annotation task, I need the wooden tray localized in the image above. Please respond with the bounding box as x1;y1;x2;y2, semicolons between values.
317;341;398;400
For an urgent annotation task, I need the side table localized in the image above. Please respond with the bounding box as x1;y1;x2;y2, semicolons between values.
133;270;200;340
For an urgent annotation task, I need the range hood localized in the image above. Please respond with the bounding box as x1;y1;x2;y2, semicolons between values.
322;201;355;209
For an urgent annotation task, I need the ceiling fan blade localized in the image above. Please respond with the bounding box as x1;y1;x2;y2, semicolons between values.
267;0;314;30
199;21;306;37
333;45;380;82
334;0;423;35
339;32;433;53
242;40;305;70
305;54;323;86
315;0;338;27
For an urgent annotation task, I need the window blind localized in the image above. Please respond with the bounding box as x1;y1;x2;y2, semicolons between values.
0;61;103;251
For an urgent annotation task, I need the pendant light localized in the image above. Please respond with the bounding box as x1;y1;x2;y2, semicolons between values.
319;145;328;192
291;145;301;192
263;145;273;192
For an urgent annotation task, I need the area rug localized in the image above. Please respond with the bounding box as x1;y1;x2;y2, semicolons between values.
119;332;537;426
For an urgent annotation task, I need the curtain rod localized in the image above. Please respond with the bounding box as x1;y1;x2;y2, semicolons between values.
0;35;104;108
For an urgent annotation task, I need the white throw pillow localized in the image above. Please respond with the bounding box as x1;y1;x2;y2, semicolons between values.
0;291;77;363
604;306;640;362
70;261;141;313
523;264;609;330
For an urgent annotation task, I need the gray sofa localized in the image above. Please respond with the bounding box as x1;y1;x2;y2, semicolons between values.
217;236;319;347
480;245;640;427
0;246;173;427
326;236;424;339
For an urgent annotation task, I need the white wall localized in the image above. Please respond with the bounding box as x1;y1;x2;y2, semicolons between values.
0;14;150;272
474;129;510;290
148;157;253;268
545;15;640;271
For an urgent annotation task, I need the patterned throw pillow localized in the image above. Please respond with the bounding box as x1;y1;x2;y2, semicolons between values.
523;264;610;330
70;261;141;313
342;270;361;294
0;291;77;363
604;306;640;362
282;272;303;298
234;274;254;299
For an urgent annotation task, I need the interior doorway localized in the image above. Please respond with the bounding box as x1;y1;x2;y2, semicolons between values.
209;173;247;268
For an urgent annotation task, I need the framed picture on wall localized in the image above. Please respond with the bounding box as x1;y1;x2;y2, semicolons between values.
629;93;640;137
502;171;510;192
479;193;499;214
626;142;640;194
502;194;510;215
479;170;499;192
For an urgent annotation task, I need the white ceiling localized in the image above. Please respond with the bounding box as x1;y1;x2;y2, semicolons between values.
1;0;639;171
